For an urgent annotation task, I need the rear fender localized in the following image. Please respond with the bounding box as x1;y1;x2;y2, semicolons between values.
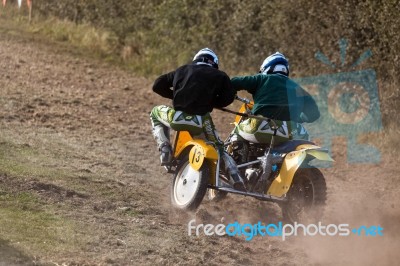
266;144;333;197
174;133;218;168
174;138;218;186
296;144;334;162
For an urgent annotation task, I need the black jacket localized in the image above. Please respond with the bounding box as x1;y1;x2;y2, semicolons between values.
153;63;235;115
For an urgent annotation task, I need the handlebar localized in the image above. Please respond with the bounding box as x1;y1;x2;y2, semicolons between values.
219;95;278;130
235;95;251;104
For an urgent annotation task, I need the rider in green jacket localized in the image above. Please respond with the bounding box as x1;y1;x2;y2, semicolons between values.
230;52;320;161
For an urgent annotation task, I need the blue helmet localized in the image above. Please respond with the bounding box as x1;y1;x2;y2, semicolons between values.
193;48;219;69
259;52;289;76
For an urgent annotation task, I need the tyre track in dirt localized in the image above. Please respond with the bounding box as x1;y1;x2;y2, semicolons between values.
0;25;399;265
1;29;304;265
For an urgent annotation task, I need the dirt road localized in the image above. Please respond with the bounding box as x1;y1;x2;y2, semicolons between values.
0;24;399;265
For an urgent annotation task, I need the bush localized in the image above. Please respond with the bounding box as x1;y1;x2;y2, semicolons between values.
30;0;400;124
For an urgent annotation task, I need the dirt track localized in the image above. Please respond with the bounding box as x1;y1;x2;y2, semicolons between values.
0;25;399;265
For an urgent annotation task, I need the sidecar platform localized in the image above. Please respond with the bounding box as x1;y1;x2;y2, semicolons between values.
208;185;287;203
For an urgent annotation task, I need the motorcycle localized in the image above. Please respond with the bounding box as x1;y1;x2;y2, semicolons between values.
165;96;333;222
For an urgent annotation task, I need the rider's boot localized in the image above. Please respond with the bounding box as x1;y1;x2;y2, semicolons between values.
159;142;173;166
152;125;172;166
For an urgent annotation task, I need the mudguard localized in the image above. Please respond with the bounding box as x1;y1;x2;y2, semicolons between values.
266;144;333;197
173;131;218;171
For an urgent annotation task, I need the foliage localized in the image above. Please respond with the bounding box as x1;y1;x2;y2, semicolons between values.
26;0;400;122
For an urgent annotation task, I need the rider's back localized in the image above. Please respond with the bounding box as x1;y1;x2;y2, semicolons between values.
232;73;320;123
153;64;234;116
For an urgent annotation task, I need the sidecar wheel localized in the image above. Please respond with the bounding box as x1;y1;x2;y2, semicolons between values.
171;159;209;211
281;166;327;223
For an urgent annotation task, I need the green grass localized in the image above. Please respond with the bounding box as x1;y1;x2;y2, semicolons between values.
0;132;85;258
30;17;119;58
0;10;128;75
0;189;81;257
0;130;103;262
0;139;75;181
0;124;106;183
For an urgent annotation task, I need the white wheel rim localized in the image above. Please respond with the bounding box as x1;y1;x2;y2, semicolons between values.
174;162;201;206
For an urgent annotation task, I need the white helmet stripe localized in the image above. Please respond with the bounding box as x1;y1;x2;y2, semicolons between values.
193;48;219;64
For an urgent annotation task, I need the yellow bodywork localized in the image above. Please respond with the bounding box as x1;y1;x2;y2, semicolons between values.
173;131;218;171
266;144;333;197
233;102;334;197
171;121;333;198
234;102;254;125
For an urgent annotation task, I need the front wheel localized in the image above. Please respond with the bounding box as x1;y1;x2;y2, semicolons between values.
171;158;210;211
281;166;327;223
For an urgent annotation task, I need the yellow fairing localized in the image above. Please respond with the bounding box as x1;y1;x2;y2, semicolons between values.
173;131;193;157
173;131;218;171
234;102;254;125
296;144;334;162
266;145;333;197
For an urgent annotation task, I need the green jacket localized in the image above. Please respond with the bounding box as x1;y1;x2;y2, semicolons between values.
231;73;320;123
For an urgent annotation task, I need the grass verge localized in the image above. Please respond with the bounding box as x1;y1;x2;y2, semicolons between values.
0;184;81;263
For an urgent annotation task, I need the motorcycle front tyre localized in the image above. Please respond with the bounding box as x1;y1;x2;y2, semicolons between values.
171;158;210;211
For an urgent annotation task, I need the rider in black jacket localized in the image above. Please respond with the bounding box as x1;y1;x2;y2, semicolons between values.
153;60;235;115
150;48;246;191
